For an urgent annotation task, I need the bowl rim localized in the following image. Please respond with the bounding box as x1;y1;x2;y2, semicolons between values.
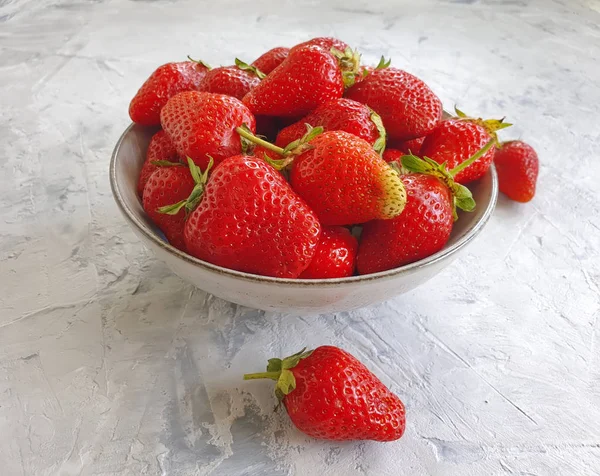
110;123;498;287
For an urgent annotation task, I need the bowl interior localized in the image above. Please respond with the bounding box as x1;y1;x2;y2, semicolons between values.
111;124;497;283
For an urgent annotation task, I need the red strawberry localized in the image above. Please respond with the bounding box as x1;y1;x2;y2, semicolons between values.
252;47;290;74
129;60;210;126
198;59;265;100
346;67;442;142
244;346;406;441
299;226;358;279
275;98;386;154
494;140;539;202
289;131;406;225
242;44;360;118
160;91;256;169
183;155;321;278
142;164;195;251
420;108;511;184
357;143;493;274
291;37;350;53
357;174;453;274
390;136;425;156
382;148;403;164
137;130;179;197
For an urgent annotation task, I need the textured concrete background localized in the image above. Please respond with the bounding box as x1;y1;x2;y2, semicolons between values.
1;0;599;474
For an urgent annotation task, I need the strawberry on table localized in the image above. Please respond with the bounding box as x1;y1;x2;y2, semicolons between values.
160;91;256;169
299;226;358;279
198;59;265;100
129;59;210;126
242;44;361;118
252;46;290;74
275;98;387;155
244;346;406;441
420;107;511;184
357;141;494;274
137;130;179;197
494;140;539;202
142;158;211;252
183;155;321;278
346;67;443;142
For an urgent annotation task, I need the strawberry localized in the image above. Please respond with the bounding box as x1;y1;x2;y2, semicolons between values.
237;127;406;226
244;346;406;441
357;142;493;274
160;91;256;169
252;46;290;74
345;67;442;142
183;155;321;278
389;136;425;156
291;37;350;53
142;163;195;251
494;140;539;202
382;148;403;164
357;174;453;274
137;130;179;197
242;44;361;118
419;108;511;184
198;59;265;100
275;98;386;155
289;131;406;225
129;59;210;126
299;226;358;279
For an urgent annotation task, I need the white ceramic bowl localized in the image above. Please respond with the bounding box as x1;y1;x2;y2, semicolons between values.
110;124;498;313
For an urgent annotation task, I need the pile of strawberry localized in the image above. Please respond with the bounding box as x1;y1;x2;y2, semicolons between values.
130;36;539;279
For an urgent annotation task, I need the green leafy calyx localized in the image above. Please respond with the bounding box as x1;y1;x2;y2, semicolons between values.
235;58;267;79
453;105;512;144
243;348;314;402
401;140;494;220
369;110;387;156
331;47;362;88
157;156;213;215
282;123;323;155
187;55;211;70
374;55;391;70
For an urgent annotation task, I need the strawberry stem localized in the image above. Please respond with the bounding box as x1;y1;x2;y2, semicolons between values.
449;139;494;177
243;371;281;381
236;126;285;156
242;348;314;402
